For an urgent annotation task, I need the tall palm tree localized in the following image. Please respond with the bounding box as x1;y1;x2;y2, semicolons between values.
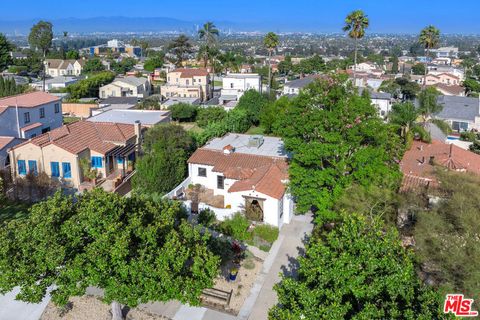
198;22;219;99
167;34;192;67
419;25;440;88
263;32;279;93
342;10;369;85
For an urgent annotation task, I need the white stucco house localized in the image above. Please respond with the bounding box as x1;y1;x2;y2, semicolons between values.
99;76;150;99
0;91;63;139
220;73;262;103
168;134;294;229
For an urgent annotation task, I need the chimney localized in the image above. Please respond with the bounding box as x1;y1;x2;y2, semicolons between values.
223;144;235;154
134;120;142;154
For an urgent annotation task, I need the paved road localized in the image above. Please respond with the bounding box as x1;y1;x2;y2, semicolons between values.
0;287;51;320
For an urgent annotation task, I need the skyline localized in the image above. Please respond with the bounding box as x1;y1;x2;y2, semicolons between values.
1;0;479;34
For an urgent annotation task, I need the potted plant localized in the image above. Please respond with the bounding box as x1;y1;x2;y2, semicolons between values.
229;267;238;281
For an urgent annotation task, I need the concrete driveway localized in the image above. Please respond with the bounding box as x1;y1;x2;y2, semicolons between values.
0;287;50;320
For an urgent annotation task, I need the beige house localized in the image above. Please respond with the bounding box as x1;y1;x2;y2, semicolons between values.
161;68;211;101
45;59;85;77
100;76;150;99
412;73;461;86
9;121;142;190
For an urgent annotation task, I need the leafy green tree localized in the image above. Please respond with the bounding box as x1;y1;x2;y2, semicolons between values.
270;212;447;320
169;103;198;122
28;21;53;58
278;55;293;75
219;51;244;73
419;26;440;87
143;55;164;72
0;189;219;320
263;32;279;90
133;124;195;194
110;57;136;75
418;86;442;123
343;10;369;83
260;95;290;134
0;76;26;98
224;108;251;133
292;55;326;75
196;107;227;128
0;33;13;72
236;89;271;125
65;50;79;59
275;75;402;218
411;63;426;75
390;55;399;74
66;71;115;98
167;35;193;67
389;102;419;139
463;78;480;95
83;58;105;73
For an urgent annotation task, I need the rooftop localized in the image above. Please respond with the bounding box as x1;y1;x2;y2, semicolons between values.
115;76;148;87
204;133;288;158
88;109;170;126
224;73;261;79
400;139;480;191
11;120;137;155
436;95;480;122
0;136;16;151
0;91;60;109
171;68;209;78
284;75;320;89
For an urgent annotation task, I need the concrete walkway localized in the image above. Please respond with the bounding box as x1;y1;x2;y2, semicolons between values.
238;213;313;320
0;287;51;320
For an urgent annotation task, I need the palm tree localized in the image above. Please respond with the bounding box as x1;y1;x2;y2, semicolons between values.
220;51;242;73
263;32;279;93
63;31;68;38
343;10;369;85
167;35;193;67
198;22;219;99
389;102;418;139
419;25;440;88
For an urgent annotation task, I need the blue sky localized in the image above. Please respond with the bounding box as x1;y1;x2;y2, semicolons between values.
1;0;478;33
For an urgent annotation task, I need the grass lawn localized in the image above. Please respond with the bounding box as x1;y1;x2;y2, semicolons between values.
63;116;81;125
0;201;30;223
179;122;204;134
246;126;265;135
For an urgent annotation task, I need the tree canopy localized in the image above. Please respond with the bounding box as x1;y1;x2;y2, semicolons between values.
270;212;447;320
28;21;53;57
83;58;106;73
133;124;195;195
274;75;402;219
0;33;13;72
236;89;271;125
0;189;219;308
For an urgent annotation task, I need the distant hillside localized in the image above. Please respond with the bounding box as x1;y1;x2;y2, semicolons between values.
0;16;237;34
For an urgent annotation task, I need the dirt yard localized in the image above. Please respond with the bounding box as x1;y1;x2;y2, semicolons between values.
41;296;171;320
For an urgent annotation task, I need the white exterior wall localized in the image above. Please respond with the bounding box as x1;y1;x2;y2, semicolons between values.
188;162;293;228
222;75;262;99
372;98;392;117
0;101;63;138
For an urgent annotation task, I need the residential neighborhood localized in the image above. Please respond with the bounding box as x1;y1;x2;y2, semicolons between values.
1;1;480;320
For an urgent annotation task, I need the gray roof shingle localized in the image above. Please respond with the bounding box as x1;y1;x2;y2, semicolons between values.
436;95;480;122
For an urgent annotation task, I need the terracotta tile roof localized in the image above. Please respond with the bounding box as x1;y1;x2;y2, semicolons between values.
432;83;464;96
172;68;209;78
0;91;60;108
11;120;137;155
188;149;288;199
21;122;42;132
0;136;15;150
399;140;480;191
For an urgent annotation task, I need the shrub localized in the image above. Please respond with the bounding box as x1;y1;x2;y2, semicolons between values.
169;103;198;122
431;119;452;135
196;107;227;128
253;224;279;244
219;212;252;241
198;208;216;227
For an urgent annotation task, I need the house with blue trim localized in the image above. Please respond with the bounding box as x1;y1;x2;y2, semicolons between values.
9;120;142;190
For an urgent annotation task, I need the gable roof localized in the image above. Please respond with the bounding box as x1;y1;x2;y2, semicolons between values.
285;75;321;89
0;91;60;109
172;68;209;78
0;136;15;151
432;83;464;96
435;95;479;122
11;120;137;155
115;76;148;87
188;148;288;199
400;140;480;191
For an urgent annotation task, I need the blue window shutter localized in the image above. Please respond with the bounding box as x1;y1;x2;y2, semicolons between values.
62;162;71;178
17;160;26;175
91;156;103;168
51;162;60;177
28;160;37;175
